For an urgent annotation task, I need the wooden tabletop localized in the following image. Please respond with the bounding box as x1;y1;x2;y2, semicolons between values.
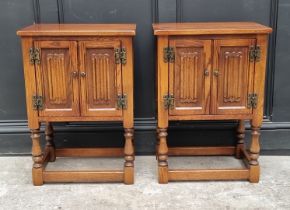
17;24;136;36
153;22;272;35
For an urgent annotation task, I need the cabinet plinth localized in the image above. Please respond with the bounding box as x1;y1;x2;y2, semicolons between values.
153;22;272;183
17;24;136;185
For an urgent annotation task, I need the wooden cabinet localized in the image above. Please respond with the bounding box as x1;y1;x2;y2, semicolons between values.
17;24;136;185
153;22;272;183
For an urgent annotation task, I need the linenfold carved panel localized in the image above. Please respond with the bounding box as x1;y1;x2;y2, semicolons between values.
85;47;117;109
91;53;111;105
46;53;67;104
223;51;243;103
174;46;204;108
179;51;200;104
41;48;73;109
219;47;248;106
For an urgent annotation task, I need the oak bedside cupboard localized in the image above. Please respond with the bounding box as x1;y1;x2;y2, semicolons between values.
153;22;272;183
17;24;136;185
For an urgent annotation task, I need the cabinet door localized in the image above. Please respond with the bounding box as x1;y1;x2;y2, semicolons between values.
79;40;123;117
35;41;79;117
168;39;211;115
212;39;255;115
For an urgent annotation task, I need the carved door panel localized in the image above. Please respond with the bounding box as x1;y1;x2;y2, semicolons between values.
212;39;256;115
35;41;79;117
79;40;123;117
168;39;211;115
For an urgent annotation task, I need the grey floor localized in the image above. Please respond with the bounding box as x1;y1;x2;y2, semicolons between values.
0;156;290;210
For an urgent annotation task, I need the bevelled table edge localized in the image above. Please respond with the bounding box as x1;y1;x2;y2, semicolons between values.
152;21;272;35
17;23;137;37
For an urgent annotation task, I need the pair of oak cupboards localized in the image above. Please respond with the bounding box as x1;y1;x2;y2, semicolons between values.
17;22;272;186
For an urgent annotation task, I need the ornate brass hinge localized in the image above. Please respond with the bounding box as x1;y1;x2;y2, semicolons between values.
247;93;258;109
29;48;40;64
115;48;127;64
117;94;127;110
120;48;127;64
163;47;175;63
163;94;175;110
32;95;44;110
249;45;261;62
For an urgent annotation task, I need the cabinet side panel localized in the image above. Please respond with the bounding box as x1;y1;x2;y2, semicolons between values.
21;37;39;129
157;36;169;128
252;34;269;126
121;37;134;128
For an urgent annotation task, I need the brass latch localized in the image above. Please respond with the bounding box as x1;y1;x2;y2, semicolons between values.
115;48;127;64
32;95;44;110
29;48;40;64
163;47;175;63
247;93;258;109
117;94;127;110
163;94;175;110
249;45;261;62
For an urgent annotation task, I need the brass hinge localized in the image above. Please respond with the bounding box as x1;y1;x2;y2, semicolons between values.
117;94;127;110
163;47;175;63
115;48;127;64
249;45;261;62
247;93;258;109
163;94;175;110
29;48;40;64
32;95;44;110
120;48;127;64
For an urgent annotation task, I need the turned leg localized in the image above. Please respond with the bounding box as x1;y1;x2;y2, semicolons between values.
45;122;56;162
158;128;168;184
235;120;245;159
31;129;43;186
132;129;135;156
249;121;261;183
156;128;160;160
124;128;134;184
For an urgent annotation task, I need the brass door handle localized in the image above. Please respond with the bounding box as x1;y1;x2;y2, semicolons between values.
213;70;219;77
80;72;86;77
71;71;78;78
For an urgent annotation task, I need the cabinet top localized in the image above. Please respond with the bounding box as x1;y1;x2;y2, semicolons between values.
153;22;272;35
17;24;136;37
